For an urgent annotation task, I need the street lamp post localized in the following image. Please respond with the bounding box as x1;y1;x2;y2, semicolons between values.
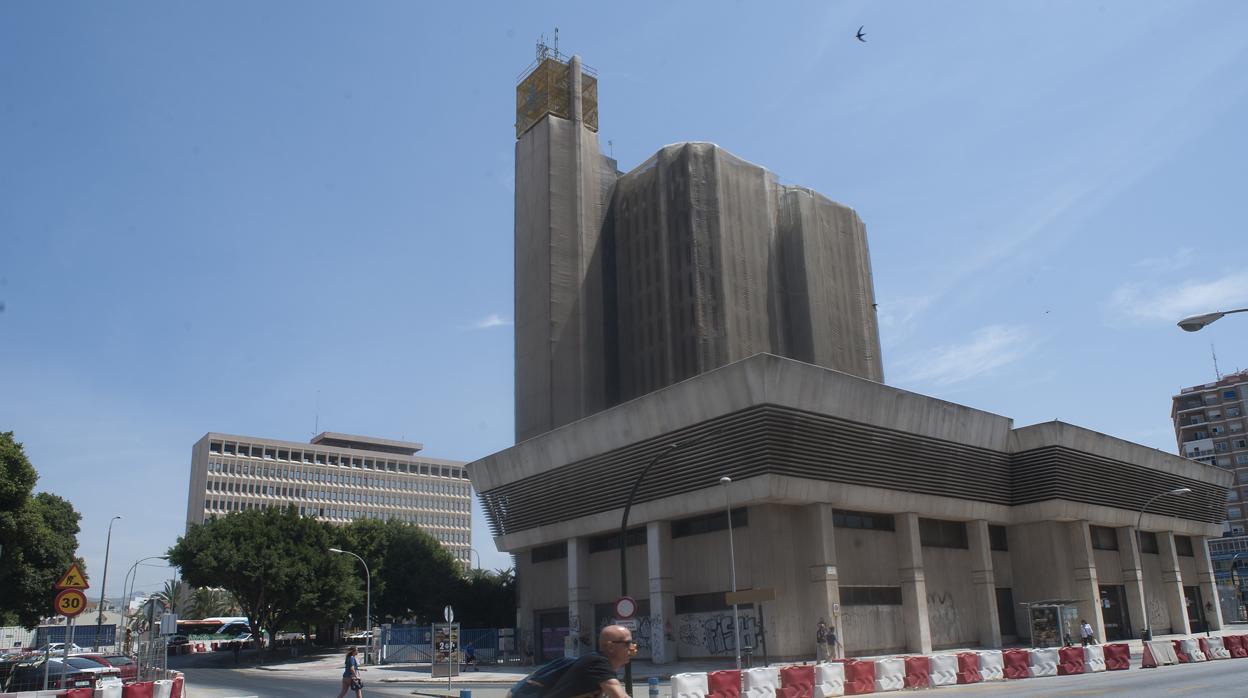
330;548;371;665
95;516;122;651
120;555;169;654
618;428;720;695
720;477;742;671
1177;308;1248;332
467;547;481;570
1137;487;1193;641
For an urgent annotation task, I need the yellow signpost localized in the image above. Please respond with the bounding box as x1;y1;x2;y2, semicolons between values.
50;560;90;685
54;562;89;590
54;589;87;618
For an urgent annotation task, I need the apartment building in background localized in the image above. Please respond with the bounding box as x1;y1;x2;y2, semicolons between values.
1172;369;1248;534
186;431;473;565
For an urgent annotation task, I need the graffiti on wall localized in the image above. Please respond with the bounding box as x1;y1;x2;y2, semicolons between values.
841;605;905;654
675;611;760;657
927;590;970;647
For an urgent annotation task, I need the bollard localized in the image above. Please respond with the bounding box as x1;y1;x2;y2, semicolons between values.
459;690;472;698
648;676;659;697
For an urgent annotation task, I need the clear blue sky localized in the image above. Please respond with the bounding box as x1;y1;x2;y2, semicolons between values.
3;1;1247;602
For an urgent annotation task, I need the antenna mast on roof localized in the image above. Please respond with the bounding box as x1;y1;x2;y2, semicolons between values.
536;28;560;62
1212;343;1222;380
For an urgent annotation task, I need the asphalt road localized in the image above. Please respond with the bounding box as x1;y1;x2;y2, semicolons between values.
181;657;1248;698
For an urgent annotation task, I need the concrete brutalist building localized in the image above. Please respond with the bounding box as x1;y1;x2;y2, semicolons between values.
470;49;1231;663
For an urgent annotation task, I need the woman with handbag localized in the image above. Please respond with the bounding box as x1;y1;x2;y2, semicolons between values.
336;646;363;697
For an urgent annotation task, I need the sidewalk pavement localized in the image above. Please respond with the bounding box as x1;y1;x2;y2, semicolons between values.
194;622;1248;686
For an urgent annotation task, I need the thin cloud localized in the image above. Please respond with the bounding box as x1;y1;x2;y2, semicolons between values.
1108;271;1248;324
876;294;934;349
893;325;1034;387
1132;247;1196;272
470;314;512;330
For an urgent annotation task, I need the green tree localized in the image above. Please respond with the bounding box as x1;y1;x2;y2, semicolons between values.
168;506;357;649
453;567;516;628
0;432;83;628
356;519;464;629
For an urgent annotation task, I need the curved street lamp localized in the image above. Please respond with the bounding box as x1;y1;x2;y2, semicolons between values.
94;515;122;651
617;427;721;694
1138;487;1192;640
330;548;371;665
1177;308;1248;332
121;555;169;649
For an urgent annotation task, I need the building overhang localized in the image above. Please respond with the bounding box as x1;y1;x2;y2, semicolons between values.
469;354;1232;548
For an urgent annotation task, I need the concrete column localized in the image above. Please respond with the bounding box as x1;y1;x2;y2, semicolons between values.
966;520;1002;648
1194;535;1224;631
647;521;677;664
1158;532;1191;635
896;513;932;654
1117;527;1148;639
1068;521;1106;642
567;537;594;656
806;503;843;657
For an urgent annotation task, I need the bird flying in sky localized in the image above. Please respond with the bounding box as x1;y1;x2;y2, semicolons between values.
856;26;867;42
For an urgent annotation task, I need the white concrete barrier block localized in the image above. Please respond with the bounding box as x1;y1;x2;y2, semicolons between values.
873;657;904;692
1206;636;1231;660
1145;640;1180;666
95;681;124;698
1083;645;1106;673
742;666;780;698
929;654;959;687
1028;647;1058;677
977;650;1004;681
814;662;845;698
672;672;710;698
1179;639;1206;662
153;679;174;698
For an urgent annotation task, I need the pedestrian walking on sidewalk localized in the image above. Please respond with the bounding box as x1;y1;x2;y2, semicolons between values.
816;620;831;661
1080;619;1095;647
336;646;363;698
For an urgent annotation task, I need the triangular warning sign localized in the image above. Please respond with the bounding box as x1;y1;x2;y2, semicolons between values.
54;562;89;590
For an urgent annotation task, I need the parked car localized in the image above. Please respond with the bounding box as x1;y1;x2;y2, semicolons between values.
2;656;120;692
72;653;138;683
30;642;84;655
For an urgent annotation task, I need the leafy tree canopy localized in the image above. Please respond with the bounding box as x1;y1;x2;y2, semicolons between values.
168;506;356;645
0;432;82;628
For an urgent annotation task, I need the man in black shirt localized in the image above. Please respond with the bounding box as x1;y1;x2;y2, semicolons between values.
547;624;636;697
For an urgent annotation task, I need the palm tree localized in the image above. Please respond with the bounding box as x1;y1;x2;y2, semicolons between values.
150;579;192;616
190;587;240;618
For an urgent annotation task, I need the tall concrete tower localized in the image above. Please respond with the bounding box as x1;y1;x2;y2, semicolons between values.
513;49;884;442
514;51;618;442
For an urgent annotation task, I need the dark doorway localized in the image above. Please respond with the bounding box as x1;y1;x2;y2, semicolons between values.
535;609;569;662
1184;586;1207;633
996;588;1018;638
1099;585;1130;640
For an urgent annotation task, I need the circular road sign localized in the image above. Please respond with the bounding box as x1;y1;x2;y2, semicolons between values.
613;596;637;620
54;589;87;618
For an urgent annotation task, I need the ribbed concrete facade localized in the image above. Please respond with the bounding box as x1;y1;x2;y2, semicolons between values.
514;57;883;441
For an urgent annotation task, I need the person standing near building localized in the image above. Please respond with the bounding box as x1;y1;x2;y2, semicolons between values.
816;620;831;661
1080;619;1095;647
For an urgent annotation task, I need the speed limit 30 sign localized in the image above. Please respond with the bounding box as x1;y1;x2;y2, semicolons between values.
54;589;87;618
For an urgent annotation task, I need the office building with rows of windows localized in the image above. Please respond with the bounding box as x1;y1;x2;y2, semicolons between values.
186;432;473;565
1172;369;1248;533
